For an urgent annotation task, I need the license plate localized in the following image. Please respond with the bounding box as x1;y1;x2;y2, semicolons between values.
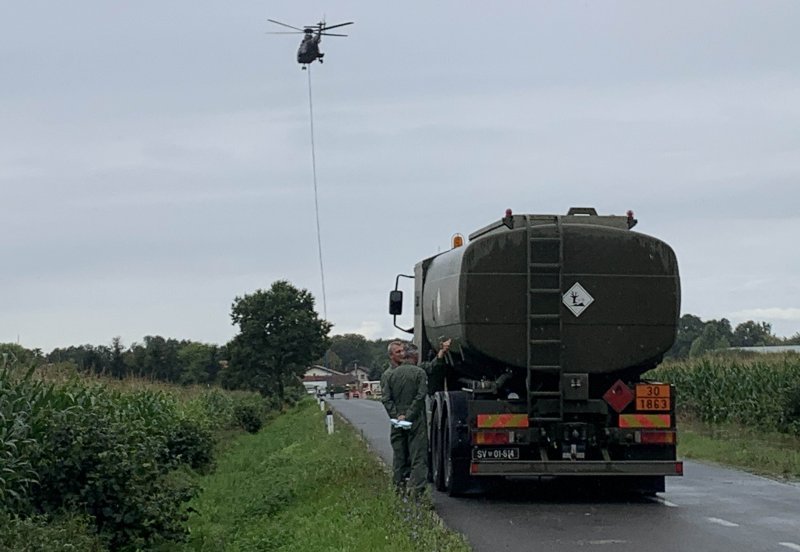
472;448;520;460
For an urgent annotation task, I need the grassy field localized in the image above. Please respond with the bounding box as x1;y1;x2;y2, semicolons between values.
179;399;470;552
648;353;800;480
678;418;800;480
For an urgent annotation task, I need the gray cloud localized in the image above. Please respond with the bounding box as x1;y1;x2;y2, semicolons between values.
2;1;799;349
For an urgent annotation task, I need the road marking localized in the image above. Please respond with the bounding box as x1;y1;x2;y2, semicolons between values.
706;517;739;527
575;540;628;546
779;543;800;552
645;496;679;507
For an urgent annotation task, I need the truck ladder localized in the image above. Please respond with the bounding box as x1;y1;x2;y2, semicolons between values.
526;215;564;422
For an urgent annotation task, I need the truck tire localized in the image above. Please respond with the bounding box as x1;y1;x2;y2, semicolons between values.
443;406;472;496
431;401;445;491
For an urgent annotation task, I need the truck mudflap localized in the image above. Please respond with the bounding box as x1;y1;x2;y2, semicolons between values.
470;460;683;476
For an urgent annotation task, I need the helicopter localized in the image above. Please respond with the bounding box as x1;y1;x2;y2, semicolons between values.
267;19;353;69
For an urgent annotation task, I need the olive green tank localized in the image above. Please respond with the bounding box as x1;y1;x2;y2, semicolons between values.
416;210;680;380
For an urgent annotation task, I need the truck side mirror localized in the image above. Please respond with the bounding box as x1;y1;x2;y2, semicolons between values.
389;290;403;315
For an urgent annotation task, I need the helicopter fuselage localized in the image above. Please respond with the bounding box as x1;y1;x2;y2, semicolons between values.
297;34;322;65
267;18;351;68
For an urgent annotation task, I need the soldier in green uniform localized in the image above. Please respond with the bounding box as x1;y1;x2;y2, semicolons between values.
381;340;406;394
418;338;451;394
381;343;428;493
380;340;410;484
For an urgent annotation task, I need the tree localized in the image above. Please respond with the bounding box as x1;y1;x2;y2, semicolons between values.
312;349;342;372
666;314;704;359
140;336;180;382
706;318;733;345
731;321;775;347
226;281;331;398
177;342;220;385
689;324;730;357
329;334;373;371
1;343;43;368
110;337;126;378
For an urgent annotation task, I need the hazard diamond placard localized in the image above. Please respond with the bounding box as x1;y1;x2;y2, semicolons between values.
563;282;594;317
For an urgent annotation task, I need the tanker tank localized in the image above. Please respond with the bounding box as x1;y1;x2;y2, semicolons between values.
416;211;680;385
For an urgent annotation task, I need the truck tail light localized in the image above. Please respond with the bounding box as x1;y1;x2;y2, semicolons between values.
637;430;676;445
473;431;512;445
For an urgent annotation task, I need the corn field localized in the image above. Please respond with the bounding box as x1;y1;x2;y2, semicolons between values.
0;364;278;550
647;353;800;434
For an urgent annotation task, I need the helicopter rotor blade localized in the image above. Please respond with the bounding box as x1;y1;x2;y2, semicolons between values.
320;21;354;31
266;31;305;34
267;19;305;32
319;32;348;37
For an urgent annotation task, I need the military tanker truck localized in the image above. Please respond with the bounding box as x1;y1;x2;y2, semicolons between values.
389;207;683;496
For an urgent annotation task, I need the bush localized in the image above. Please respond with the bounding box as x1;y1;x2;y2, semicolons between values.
30;389;198;549
166;418;215;471
233;404;264;434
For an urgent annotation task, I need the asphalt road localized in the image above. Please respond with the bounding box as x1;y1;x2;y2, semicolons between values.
329;397;800;552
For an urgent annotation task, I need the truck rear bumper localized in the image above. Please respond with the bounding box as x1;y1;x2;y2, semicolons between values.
470;460;683;477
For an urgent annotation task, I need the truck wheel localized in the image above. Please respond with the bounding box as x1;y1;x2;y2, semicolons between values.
431;404;445;491
443;409;470;497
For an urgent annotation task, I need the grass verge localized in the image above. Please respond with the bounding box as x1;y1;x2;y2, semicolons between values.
678;418;800;480
178;399;470;552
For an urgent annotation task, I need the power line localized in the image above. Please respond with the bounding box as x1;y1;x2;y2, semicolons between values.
306;66;328;320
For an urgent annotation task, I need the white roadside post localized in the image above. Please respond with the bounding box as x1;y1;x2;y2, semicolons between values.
326;408;334;434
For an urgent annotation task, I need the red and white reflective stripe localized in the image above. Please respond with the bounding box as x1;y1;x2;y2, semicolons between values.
619;413;671;428
476;414;529;428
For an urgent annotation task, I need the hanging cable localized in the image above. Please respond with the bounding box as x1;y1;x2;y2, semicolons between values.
307;66;328;320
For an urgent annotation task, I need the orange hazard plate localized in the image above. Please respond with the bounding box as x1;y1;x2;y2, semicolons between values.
635;384;670;411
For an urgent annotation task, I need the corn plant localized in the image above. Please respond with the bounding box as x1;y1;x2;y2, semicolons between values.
648;353;800;433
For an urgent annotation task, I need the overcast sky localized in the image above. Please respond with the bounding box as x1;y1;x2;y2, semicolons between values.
2;1;799;352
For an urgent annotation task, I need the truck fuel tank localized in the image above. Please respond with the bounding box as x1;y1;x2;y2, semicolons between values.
418;213;679;377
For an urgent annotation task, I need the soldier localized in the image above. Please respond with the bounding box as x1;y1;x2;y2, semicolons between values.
381;343;428;494
381;340;406;391
380;340;409;482
419;338;451;395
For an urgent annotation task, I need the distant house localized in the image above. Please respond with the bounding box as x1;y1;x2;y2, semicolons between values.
348;366;370;383
305;365;344;378
303;365;354;389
